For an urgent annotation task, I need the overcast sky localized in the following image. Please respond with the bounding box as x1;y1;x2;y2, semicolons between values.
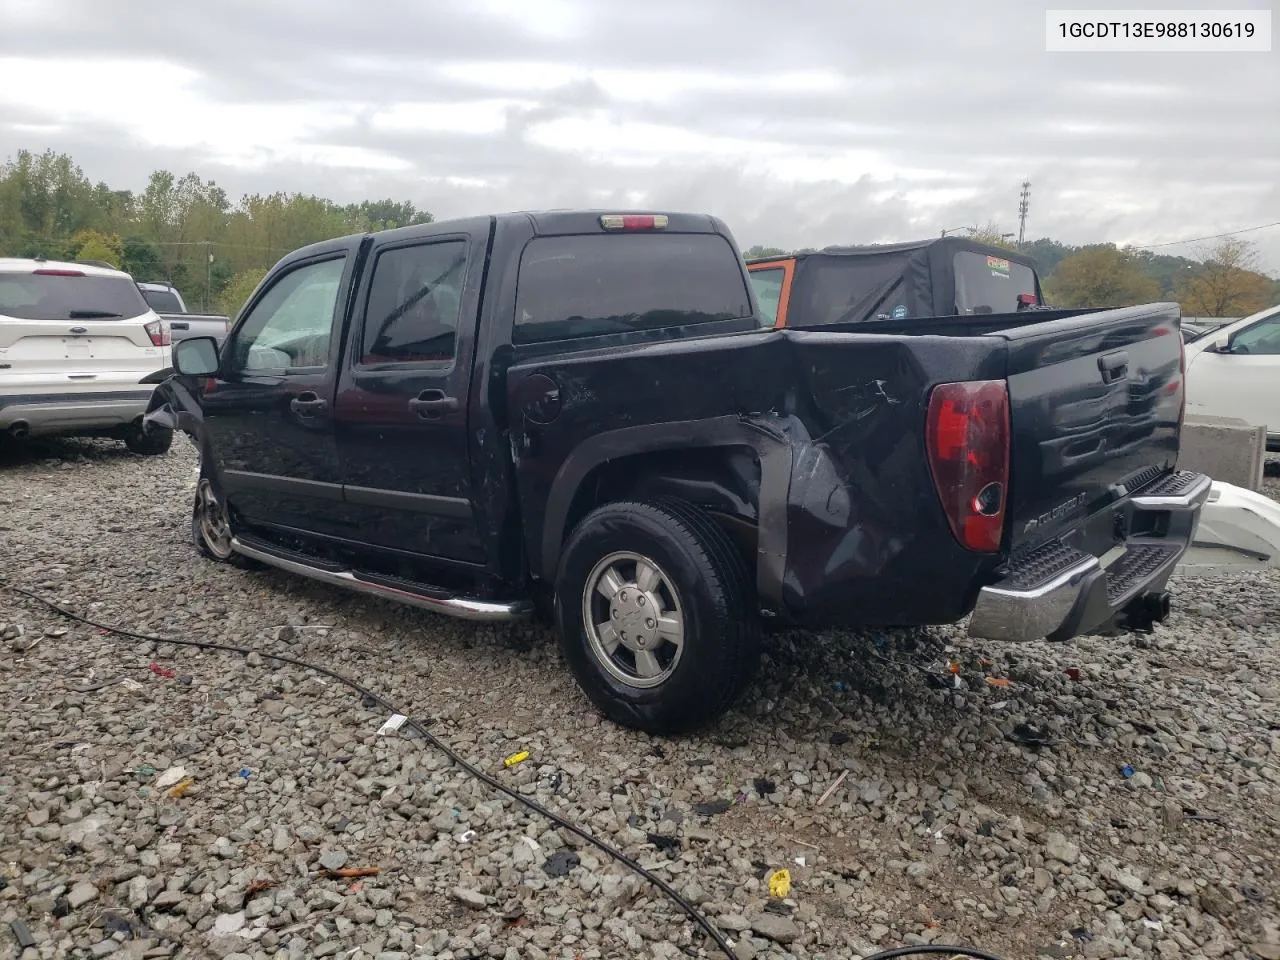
1;0;1277;272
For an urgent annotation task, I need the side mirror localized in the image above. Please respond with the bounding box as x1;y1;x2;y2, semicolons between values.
173;336;220;376
1208;335;1230;354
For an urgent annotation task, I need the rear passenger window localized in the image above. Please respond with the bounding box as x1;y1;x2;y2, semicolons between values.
360;240;467;365
513;234;752;344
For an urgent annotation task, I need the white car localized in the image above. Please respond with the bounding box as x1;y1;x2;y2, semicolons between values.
0;258;174;454
1183;303;1280;451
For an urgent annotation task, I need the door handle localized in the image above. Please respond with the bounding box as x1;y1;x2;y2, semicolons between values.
170;321;189;330
290;392;328;417
1098;351;1129;384
408;389;459;419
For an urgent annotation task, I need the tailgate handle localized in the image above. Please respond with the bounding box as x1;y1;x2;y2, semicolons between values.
1099;351;1129;383
170;321;189;330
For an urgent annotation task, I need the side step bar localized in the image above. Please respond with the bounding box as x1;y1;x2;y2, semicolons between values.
230;536;532;623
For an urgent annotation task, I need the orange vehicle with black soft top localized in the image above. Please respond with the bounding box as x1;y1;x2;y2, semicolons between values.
747;236;1046;328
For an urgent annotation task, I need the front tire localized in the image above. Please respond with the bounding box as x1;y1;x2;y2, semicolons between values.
192;476;237;562
125;424;173;456
555;499;759;735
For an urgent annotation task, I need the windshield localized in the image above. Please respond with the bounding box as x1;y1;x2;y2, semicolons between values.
748;267;785;326
0;272;150;321
141;287;184;313
953;251;1039;315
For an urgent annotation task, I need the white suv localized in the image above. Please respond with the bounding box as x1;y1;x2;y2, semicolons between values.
0;258;174;454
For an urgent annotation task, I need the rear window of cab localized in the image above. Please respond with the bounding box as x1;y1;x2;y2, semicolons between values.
513;233;753;344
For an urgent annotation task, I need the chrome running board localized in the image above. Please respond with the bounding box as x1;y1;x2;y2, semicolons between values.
230;537;531;623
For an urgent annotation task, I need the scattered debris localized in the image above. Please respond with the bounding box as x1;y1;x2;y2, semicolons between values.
318;851;348;871
503;750;529;768
753;778;776;797
1122;764;1136;778
646;833;680;853
985;676;1012;688
817;769;849;806
10;919;35;949
376;713;407;735
1064;667;1082;681
542;851;580;878
767;869;791;898
1008;724;1053;748
322;867;379;879
1240;884;1266;905
458;830;476;843
794;856;806;867
692;799;733;817
154;766;187;790
245;878;277;897
166;776;195;798
238;768;252;780
149;662;176;679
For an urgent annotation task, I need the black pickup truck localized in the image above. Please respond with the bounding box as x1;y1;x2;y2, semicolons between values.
143;210;1209;734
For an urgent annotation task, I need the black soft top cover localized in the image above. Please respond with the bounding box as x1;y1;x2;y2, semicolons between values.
758;237;1042;326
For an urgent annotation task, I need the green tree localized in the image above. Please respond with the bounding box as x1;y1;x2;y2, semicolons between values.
70;229;124;266
1178;238;1272;317
742;245;788;259
1046;245;1160;308
965;222;1016;249
217;267;268;319
120;236;166;281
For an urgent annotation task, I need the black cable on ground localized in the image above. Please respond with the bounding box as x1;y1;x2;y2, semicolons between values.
859;947;1006;960
4;581;1006;960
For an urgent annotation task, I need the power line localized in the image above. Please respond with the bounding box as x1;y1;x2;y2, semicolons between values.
1136;219;1280;249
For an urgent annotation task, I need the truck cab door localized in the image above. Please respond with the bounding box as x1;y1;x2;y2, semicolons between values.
331;218;491;565
200;240;362;539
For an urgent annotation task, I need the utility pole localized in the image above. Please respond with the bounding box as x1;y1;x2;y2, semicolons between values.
206;243;214;312
1017;180;1031;248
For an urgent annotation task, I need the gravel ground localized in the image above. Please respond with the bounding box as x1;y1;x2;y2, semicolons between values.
1;438;1278;960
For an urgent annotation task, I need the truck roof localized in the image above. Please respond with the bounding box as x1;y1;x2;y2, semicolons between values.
745;235;1039;269
283;210;732;264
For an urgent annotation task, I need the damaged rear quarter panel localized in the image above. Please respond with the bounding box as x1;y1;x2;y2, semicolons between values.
508;327;1009;626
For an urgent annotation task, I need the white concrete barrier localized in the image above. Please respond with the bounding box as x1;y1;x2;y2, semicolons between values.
1178;415;1265;491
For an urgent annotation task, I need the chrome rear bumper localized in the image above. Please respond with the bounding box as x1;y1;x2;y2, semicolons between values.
969;471;1211;642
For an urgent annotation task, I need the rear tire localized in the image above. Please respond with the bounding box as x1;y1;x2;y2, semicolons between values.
554;498;759;735
125;424;173;456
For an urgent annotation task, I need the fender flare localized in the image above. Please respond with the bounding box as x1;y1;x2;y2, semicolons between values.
539;414;795;604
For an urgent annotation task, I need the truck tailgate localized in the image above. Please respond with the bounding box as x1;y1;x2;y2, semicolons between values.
999;302;1184;555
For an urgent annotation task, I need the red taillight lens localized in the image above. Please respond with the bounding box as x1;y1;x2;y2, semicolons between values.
144;319;171;347
925;380;1011;553
1177;333;1187;430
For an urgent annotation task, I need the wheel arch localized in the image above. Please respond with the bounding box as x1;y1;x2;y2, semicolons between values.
538;415;794;604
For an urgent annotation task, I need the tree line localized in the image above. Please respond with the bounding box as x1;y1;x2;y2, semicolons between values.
744;223;1280;318
0;149;433;316
4;148;1277;320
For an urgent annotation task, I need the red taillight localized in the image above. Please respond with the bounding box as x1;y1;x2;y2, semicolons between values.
1017;293;1038;306
33;268;85;277
925;380;1011;553
144;319;171;347
1176;332;1187;430
599;214;669;231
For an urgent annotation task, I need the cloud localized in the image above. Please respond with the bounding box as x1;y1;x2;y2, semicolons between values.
0;0;1277;272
